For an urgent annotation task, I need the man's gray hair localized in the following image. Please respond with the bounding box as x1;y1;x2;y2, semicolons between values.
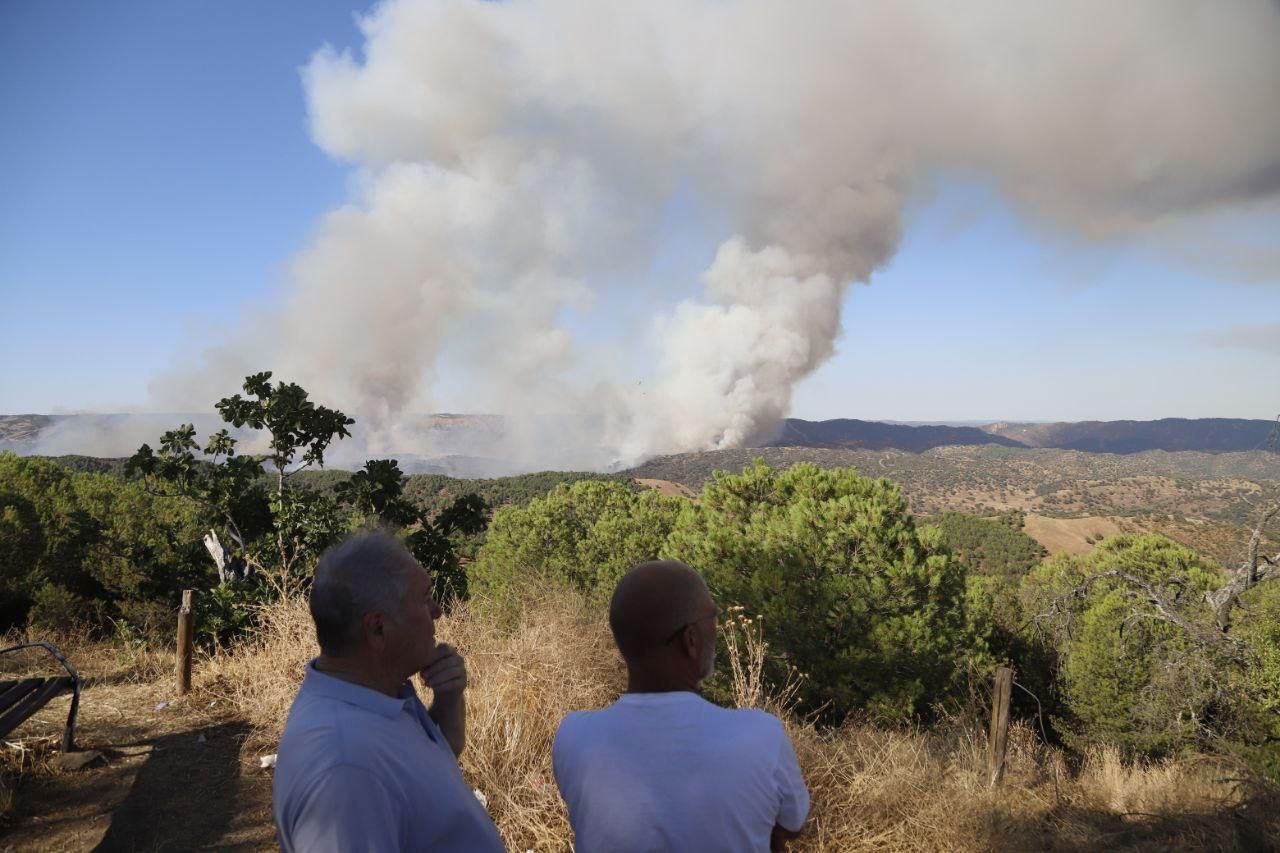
310;530;417;657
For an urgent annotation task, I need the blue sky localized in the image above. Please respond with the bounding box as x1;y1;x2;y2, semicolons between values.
1;1;1276;422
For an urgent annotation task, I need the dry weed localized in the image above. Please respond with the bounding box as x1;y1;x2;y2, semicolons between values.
200;589;1279;852
2;623;170;687
195;593;319;750
196;586;624;851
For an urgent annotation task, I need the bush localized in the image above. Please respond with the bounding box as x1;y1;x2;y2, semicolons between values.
1230;581;1280;779
199;580;270;646
666;461;979;723
0;452;209;633
469;481;684;606
116;598;181;644
27;583;101;635
1022;535;1226;757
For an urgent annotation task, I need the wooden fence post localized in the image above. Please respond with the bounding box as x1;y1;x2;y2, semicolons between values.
176;589;195;696
988;665;1014;787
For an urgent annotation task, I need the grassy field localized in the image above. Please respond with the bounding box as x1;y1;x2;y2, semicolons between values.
6;588;1276;851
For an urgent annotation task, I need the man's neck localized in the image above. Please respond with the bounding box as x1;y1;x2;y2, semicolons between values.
314;654;403;698
626;670;702;695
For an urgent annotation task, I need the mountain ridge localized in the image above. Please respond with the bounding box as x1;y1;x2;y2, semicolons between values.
766;417;1276;454
2;413;1275;458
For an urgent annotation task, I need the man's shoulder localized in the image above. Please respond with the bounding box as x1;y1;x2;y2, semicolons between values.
554;697;787;745
278;689;388;772
699;702;788;741
553;707;606;747
722;704;786;729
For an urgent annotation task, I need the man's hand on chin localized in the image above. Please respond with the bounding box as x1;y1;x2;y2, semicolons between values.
420;643;469;757
420;642;467;698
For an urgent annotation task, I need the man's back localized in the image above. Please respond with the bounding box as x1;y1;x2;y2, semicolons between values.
553;692;809;853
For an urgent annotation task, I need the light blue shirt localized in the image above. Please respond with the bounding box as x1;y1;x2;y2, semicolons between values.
273;660;505;852
554;692;809;852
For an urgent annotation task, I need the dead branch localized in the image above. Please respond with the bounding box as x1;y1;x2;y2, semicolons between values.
1090;569;1246;659
1205;501;1280;633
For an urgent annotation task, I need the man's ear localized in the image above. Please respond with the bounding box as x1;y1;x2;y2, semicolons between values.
363;611;386;649
680;624;698;661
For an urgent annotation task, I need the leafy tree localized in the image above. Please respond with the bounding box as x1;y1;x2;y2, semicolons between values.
1231;581;1280;778
127;371;354;593
470;481;684;606
407;493;490;606
666;461;978;723
1022;535;1228;756
335;459;417;526
0;453;208;632
330;458;488;605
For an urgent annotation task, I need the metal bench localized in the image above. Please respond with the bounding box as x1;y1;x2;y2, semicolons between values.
0;642;81;752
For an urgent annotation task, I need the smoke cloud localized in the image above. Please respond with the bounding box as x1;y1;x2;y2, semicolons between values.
1203;322;1280;357
160;0;1280;471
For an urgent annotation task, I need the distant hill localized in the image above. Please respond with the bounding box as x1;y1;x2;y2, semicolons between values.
3;412;1275;462
767;418;1025;452
981;418;1277;454
765;417;1276;455
0;414;56;443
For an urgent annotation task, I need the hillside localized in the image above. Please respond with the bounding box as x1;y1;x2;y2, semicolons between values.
769;416;1277;454
625;445;1280;565
768;418;1024;451
0;414;55;443
983;417;1278;453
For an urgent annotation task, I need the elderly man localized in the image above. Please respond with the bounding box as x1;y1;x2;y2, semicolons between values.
553;560;809;852
273;531;505;852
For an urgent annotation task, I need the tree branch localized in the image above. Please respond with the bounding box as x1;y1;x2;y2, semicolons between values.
1205;501;1280;632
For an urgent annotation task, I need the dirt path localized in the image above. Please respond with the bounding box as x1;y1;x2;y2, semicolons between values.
1;658;275;851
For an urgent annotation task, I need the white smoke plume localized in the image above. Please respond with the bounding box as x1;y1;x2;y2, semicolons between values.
161;0;1280;470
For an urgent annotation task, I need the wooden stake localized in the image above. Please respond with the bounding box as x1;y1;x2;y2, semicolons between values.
176;590;195;696
988;665;1014;787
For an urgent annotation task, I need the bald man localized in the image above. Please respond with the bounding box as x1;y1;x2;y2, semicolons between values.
553;561;809;852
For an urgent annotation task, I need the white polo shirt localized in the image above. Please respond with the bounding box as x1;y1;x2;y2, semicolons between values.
553;691;809;852
273;661;505;852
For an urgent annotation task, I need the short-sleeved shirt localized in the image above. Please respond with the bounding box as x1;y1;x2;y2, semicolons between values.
272;660;505;853
553;691;809;852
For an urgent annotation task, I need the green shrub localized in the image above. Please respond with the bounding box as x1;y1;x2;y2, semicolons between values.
28;583;102;635
1022;535;1225;757
1230;581;1280;779
0;453;210;632
666;461;979;723
116;598;181;644
198;580;269;646
469;481;684;606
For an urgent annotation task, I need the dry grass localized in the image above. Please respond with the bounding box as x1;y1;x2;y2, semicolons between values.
2;623;169;686
195;586;625;850
197;590;1280;853
1022;514;1126;555
194;594;319;750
